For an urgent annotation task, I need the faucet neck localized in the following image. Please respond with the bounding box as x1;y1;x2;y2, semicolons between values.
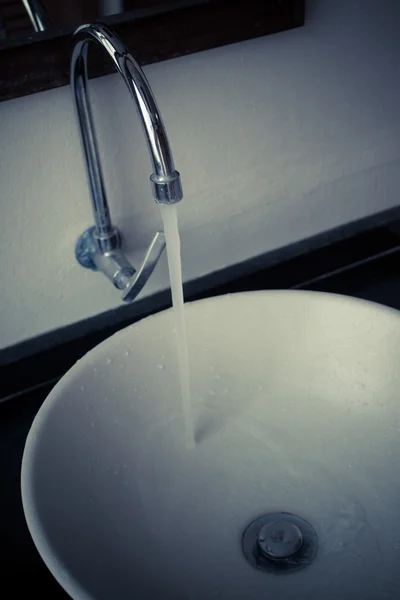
71;22;182;244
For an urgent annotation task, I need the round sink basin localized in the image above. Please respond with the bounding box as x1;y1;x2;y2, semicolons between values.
21;290;400;599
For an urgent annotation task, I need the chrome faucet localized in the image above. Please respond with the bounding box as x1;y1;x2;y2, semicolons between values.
21;0;50;32
71;23;183;302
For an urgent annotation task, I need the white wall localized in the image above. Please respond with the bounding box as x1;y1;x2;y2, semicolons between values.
1;0;400;351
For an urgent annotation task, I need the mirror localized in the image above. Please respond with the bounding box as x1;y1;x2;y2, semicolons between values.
1;0;217;38
0;0;305;103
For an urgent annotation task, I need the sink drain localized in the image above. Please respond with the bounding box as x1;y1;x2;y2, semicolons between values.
242;512;318;574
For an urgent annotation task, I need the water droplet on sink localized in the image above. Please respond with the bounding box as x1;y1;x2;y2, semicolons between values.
114;419;119;425
157;364;165;370
214;373;221;380
208;390;216;396
123;464;128;469
80;385;85;392
104;397;108;403
106;358;112;365
125;351;130;356
93;367;98;373
90;422;95;428
223;388;229;394
113;469;119;476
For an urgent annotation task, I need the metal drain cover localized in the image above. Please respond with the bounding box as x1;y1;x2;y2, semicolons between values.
242;512;318;574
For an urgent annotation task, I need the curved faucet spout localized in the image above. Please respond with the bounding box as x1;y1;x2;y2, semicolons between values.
71;23;182;302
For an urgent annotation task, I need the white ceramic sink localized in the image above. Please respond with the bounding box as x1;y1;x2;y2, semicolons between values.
22;290;400;599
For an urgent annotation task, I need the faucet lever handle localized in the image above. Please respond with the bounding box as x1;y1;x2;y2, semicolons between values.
120;232;166;303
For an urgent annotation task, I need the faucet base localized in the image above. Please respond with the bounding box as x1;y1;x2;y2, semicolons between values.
75;226;166;303
76;227;122;271
75;227;134;286
75;227;99;271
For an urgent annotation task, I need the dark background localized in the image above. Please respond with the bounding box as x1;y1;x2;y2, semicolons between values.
0;0;210;39
0;0;305;102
